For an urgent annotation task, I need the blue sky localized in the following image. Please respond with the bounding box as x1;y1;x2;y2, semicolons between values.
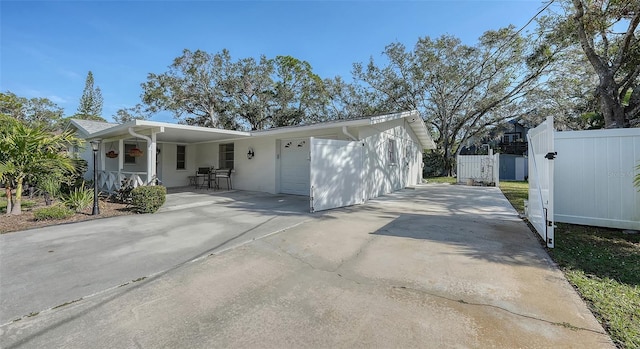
1;0;547;123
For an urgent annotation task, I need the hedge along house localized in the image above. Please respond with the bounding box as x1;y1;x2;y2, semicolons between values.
70;110;436;212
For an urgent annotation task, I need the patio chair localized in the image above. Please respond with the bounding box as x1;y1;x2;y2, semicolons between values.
215;168;233;190
196;167;212;189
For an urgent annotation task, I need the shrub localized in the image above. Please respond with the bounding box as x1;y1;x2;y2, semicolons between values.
38;177;61;205
63;183;94;212
113;179;135;204
131;185;166;213
423;150;446;177
34;204;74;220
60;158;88;194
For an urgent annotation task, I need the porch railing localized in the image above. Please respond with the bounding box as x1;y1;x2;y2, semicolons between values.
97;171;148;192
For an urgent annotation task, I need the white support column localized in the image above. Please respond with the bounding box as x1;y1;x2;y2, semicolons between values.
118;139;124;174
99;141;105;170
149;132;157;182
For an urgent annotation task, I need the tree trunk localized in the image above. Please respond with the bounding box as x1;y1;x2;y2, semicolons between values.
440;139;452;176
598;79;626;128
10;178;23;215
4;186;12;215
44;192;53;206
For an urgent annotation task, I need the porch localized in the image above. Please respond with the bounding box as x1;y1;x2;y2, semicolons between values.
97;171;149;192
84;120;251;193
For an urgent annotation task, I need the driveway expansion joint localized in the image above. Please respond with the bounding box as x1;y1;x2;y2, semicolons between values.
389;285;606;335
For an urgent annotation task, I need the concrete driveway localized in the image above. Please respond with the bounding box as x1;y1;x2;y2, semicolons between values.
0;190;312;325
0;185;613;348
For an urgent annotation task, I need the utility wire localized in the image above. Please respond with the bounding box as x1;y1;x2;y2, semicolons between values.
463;0;556;79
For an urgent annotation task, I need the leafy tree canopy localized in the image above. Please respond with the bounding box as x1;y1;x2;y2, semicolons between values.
141;49;331;130
1;91;65;130
112;103;150;124
540;0;640;128
349;26;555;175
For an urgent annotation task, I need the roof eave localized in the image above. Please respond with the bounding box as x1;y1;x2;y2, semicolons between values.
250;118;371;136
87;120;252;140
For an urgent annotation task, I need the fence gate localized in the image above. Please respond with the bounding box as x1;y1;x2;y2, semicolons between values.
527;116;555;248
456;149;500;186
309;138;365;212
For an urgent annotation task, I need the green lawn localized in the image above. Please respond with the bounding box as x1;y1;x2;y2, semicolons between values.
424;176;456;184
499;181;640;348
498;181;528;214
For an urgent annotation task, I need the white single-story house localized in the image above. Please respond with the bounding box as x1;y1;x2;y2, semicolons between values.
70;110;436;212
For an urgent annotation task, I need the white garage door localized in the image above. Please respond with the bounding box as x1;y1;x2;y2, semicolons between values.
280;138;310;196
310;138;364;212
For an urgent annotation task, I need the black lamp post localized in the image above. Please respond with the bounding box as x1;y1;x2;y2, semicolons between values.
90;140;101;215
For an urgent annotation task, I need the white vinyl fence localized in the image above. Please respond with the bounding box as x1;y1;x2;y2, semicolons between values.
527;116;555;248
554;128;640;230
457;150;500;186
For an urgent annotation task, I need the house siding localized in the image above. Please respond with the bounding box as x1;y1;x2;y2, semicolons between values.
359;118;423;200
75;112;433;212
234;137;278;193
159;143;196;188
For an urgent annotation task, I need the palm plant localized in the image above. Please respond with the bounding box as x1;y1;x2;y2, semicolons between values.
63;184;94;212
0;118;81;214
38;177;62;206
0;115;18;215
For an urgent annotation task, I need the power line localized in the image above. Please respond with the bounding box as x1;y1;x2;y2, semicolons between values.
466;0;556;78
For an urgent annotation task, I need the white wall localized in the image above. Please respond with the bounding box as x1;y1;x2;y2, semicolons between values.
233;137;278;193
235;128;351;194
186;138;279;193
158;143;196;188
359;119;423;200
194;143;219;169
150;119;425;202
554;128;640;230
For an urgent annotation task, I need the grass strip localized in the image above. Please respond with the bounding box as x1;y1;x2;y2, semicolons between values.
499;181;639;348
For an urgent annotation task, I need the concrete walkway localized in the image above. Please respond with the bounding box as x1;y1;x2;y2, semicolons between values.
0;185;613;348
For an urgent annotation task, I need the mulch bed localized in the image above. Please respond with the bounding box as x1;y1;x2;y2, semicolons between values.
1;197;135;234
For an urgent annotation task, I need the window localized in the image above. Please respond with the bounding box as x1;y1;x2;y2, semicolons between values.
124;144;137;164
176;145;186;170
219;143;234;169
388;139;397;165
502;133;522;143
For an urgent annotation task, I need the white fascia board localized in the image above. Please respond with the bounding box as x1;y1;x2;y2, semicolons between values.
250;118;371;137
131;120;247;135
250;110;420;137
87;120;251;140
403;111;436;150
370;110;418;124
132;120;251;137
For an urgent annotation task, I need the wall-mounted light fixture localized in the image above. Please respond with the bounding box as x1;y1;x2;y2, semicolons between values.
247;147;255;160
